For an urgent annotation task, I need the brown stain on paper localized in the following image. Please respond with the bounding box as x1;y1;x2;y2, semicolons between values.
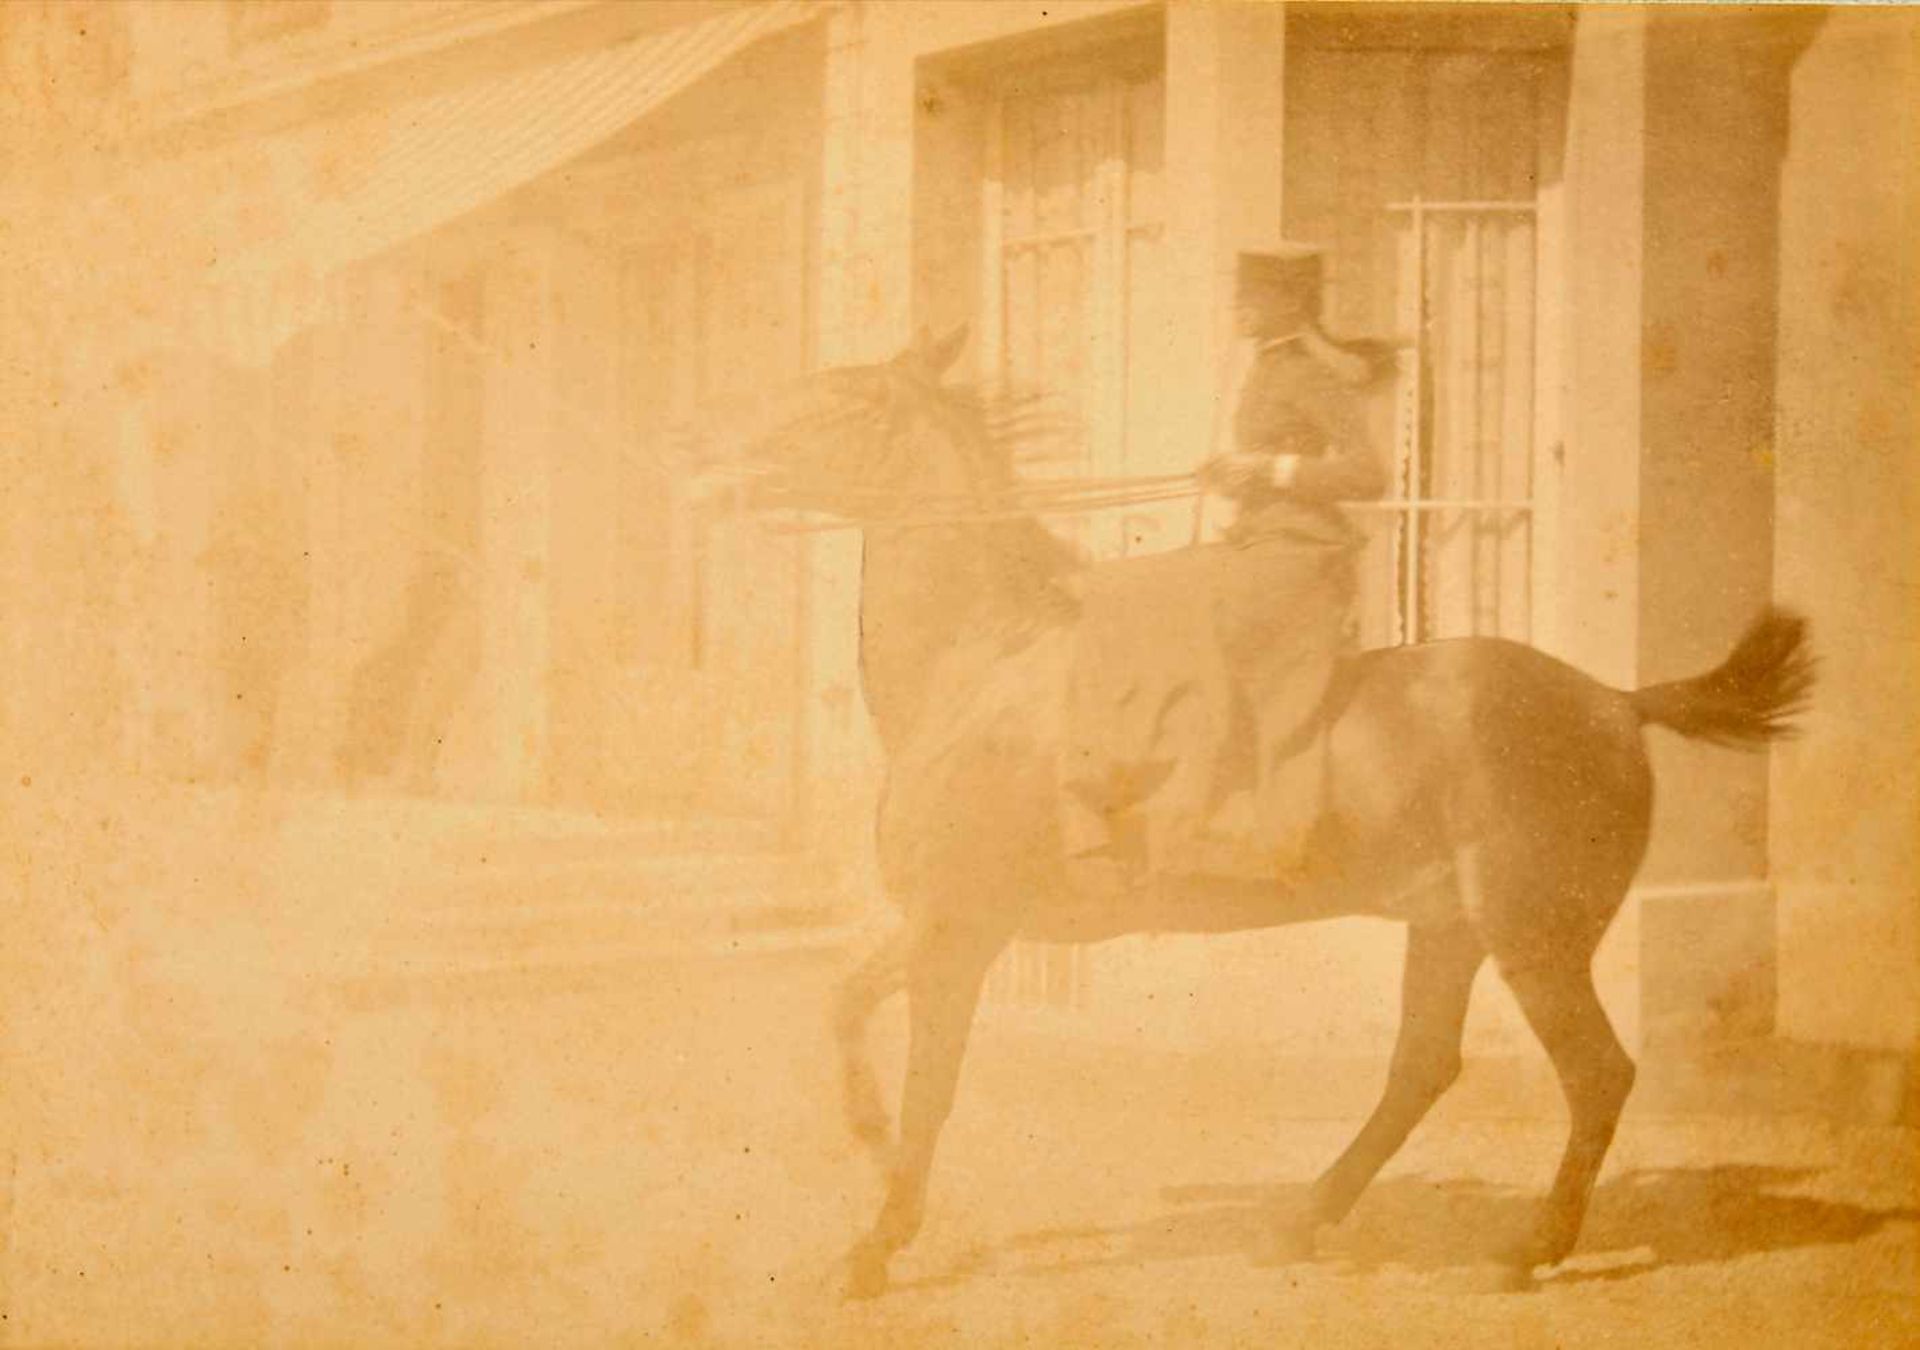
0;3;1915;1348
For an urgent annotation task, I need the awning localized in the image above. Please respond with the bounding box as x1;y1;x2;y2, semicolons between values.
40;0;827;372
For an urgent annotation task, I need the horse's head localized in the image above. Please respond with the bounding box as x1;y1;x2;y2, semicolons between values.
682;323;1004;518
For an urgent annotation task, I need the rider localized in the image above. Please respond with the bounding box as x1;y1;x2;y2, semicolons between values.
1180;245;1392;875
1203;246;1389;542
1061;244;1389;883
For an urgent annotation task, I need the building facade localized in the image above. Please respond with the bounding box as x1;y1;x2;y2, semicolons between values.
5;2;1912;1088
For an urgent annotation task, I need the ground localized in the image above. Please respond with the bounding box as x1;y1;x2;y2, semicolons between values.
4;787;1916;1347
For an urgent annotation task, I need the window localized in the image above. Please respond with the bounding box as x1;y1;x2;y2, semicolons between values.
617;172;807;674
618;235;705;671
1285;41;1565;647
979;64;1166;559
1380;199;1540;645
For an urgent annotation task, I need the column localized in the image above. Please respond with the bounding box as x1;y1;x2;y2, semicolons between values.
452;234;554;803
1159;1;1291;481
816;3;916;365
1634;8;1819;1045
1771;10;1918;1077
1554;7;1645;690
796;3;916;864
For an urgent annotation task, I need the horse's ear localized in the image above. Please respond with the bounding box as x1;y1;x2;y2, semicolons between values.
917;322;970;379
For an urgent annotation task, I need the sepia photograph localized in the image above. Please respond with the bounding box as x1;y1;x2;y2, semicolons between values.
0;1;1915;1345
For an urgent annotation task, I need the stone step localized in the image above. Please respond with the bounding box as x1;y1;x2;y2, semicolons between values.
408;851;810;912
329;920;866;1010
388;889;854;959
354;846;874;997
267;789;787;868
420;814;787;869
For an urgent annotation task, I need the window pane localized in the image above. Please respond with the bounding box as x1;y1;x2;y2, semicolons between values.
1416;212;1534;640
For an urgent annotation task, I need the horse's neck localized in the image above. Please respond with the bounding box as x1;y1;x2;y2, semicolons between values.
858;521;1071;753
858;531;980;753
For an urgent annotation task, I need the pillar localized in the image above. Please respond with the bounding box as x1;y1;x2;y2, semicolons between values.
1555;8;1644;691
1771;10;1918;1073
1159;1;1290;478
1634;9;1819;1046
449;232;554;803
797;3;916;865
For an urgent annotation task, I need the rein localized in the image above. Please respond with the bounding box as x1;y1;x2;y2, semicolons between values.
759;472;1205;534
750;474;1536;535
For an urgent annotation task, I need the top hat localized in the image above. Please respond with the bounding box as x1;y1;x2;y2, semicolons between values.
1235;244;1325;311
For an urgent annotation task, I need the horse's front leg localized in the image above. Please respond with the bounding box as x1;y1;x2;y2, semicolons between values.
842;921;1003;1300
832;926;910;1166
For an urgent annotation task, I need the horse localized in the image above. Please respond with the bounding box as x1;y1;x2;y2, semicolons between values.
692;325;1814;1299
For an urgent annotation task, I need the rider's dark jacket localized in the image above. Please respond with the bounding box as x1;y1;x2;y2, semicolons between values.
1225;333;1387;546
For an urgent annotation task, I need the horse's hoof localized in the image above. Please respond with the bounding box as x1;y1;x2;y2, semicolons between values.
1250;1217;1317;1268
841;1250;891;1302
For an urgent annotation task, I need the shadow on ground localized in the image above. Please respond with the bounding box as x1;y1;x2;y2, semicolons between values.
900;1166;1920;1291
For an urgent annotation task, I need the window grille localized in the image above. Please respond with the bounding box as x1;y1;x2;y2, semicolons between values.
1351;200;1540;649
979;68;1166;561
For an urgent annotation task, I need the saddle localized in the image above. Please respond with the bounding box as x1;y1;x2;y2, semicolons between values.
1059;538;1353;886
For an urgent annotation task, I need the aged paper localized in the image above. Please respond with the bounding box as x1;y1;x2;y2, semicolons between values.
2;2;1915;1345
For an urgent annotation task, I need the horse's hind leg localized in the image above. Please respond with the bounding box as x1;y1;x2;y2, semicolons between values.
833;927;909;1164
1458;831;1637;1284
842;922;1002;1300
1262;920;1484;1262
1492;951;1636;1282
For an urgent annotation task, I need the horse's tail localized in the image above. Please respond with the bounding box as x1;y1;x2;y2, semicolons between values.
1630;607;1816;749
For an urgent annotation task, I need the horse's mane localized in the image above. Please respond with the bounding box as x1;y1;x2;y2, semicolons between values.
931;380;1089;609
767;364;1093;649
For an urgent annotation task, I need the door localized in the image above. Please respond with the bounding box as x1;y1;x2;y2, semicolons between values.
1285;43;1568;649
577;159;809;824
979;63;1168;562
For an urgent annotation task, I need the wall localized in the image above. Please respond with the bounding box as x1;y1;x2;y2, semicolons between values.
1771;10;1919;1055
1620;9;1819;1045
